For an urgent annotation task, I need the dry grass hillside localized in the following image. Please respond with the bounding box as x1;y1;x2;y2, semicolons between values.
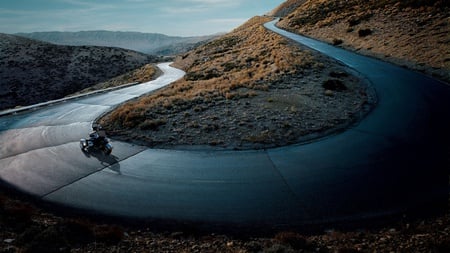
171;16;315;96
268;0;306;17
276;0;450;82
100;16;372;149
0;34;158;110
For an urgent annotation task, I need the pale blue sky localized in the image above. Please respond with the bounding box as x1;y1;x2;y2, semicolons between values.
0;0;285;36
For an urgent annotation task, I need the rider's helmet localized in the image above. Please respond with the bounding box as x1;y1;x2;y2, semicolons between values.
92;124;102;131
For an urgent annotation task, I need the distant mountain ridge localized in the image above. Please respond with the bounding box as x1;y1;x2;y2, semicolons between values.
15;31;218;55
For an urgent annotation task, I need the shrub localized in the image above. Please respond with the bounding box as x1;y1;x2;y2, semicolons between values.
432;238;450;253
348;17;361;27
358;28;373;37
204;68;221;79
3;202;35;224
24;226;69;253
245;56;258;63
222;62;239;72
243;130;272;144
225;92;236;100
94;225;124;245
139;119;167;130
400;0;445;8
61;219;95;245
123;110;145;128
193;105;203;112
205;36;241;49
348;12;374;27
332;38;344;46
185;69;221;81
274;232;310;250
322;79;348;91
329;71;349;78
185;72;203;81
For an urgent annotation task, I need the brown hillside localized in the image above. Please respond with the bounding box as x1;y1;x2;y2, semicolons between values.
268;0;306;17
276;0;450;83
0;34;158;110
99;16;373;150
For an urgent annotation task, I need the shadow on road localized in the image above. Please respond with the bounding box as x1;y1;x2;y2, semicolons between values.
81;150;121;175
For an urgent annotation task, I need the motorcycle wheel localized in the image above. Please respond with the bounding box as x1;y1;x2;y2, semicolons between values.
104;143;112;155
80;141;86;151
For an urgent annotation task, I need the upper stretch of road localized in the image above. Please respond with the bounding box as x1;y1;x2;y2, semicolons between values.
0;21;449;231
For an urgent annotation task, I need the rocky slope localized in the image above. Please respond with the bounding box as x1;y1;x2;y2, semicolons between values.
276;0;450;83
0;34;158;110
99;16;373;150
16;31;217;56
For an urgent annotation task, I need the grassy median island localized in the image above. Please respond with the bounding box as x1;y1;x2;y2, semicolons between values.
99;16;375;150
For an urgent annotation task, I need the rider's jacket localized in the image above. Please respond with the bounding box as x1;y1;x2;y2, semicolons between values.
89;131;99;139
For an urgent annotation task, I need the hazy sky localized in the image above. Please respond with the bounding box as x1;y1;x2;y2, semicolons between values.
0;0;285;36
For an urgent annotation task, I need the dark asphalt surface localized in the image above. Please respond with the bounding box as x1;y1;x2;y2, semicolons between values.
0;23;449;230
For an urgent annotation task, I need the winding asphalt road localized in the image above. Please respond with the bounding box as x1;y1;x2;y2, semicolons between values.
0;22;449;230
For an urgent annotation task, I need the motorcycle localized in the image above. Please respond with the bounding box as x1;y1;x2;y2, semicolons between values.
80;125;113;155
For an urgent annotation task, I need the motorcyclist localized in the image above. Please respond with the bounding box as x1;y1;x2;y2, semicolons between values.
90;124;106;146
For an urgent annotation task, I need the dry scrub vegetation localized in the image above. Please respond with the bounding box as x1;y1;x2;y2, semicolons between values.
277;0;450;82
100;16;373;149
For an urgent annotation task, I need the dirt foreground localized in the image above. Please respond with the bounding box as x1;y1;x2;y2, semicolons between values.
1;190;449;252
